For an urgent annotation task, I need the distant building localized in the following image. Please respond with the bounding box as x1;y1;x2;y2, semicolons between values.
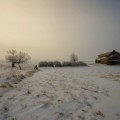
95;50;120;65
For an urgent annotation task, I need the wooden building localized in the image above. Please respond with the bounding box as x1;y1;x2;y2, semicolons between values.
95;50;120;65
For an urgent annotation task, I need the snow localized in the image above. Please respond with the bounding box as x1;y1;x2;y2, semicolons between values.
0;64;120;120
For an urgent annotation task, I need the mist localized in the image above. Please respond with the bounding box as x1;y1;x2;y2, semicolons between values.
0;0;120;62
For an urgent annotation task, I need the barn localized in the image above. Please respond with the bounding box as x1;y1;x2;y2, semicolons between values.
95;50;120;65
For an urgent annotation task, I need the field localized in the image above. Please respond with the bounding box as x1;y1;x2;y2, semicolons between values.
0;63;120;120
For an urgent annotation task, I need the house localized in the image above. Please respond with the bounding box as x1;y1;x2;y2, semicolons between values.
95;50;120;65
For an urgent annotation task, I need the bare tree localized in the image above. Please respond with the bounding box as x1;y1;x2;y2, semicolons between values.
5;49;31;69
70;53;79;63
16;52;31;69
5;49;17;67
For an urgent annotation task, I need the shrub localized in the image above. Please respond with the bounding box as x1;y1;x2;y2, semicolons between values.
62;61;87;67
74;61;88;66
47;61;54;67
62;62;73;67
39;61;87;67
39;61;62;67
39;61;48;67
53;61;62;67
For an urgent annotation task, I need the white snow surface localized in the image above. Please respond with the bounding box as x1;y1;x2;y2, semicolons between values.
0;64;120;120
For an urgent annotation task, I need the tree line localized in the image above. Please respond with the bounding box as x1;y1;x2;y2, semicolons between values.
39;53;87;67
5;49;87;69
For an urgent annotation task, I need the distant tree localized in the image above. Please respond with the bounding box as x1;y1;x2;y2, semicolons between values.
5;49;17;67
70;53;79;63
5;49;31;69
16;52;31;69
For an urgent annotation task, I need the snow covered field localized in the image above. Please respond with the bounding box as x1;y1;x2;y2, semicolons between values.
0;64;120;120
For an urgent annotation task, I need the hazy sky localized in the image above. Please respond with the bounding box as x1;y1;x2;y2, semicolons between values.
0;0;120;61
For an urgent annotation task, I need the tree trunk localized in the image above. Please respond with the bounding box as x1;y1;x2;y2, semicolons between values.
12;62;15;67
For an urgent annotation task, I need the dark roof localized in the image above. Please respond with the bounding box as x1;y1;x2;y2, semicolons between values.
109;54;120;59
98;50;120;58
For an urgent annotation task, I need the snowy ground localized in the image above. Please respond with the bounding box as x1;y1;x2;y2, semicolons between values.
0;64;120;120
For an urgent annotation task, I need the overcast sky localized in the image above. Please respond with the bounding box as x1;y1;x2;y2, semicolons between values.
0;0;120;61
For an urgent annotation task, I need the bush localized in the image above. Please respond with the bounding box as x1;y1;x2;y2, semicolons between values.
39;61;48;67
47;61;54;67
62;62;73;67
76;61;88;66
39;61;87;67
39;61;62;67
53;61;62;67
62;61;87;67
